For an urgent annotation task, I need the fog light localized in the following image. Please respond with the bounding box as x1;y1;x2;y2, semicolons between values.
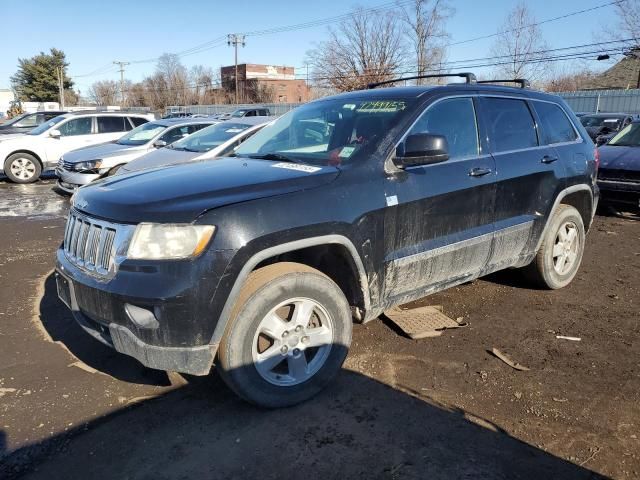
124;304;159;329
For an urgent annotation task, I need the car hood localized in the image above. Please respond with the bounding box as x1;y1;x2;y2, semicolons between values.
72;157;340;223
118;147;198;173
598;145;640;171
63;142;145;162
0;126;27;135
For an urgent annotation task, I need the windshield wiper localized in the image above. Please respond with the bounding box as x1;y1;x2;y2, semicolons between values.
247;153;298;162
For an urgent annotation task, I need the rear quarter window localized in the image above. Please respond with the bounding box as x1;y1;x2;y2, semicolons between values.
483;97;538;153
533;101;578;144
129;117;149;127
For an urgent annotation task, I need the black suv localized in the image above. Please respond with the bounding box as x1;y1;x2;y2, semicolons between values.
55;74;598;407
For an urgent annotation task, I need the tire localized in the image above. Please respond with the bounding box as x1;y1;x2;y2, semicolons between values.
4;153;42;183
217;262;352;408
524;205;585;289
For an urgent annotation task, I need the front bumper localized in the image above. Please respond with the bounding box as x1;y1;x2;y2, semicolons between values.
55;247;227;375
597;179;640;208
55;167;103;193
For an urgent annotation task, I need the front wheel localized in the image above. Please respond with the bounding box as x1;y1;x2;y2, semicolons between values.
524;205;585;289
217;262;352;408
4;153;42;183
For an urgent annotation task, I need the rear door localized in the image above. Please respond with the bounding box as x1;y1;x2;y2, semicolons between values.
479;96;565;269
383;95;497;304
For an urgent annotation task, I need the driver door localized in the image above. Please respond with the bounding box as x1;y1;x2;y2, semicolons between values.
383;96;496;304
44;117;94;163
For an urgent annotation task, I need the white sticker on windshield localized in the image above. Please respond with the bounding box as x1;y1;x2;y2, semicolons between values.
225;128;244;133
339;146;355;158
272;162;321;173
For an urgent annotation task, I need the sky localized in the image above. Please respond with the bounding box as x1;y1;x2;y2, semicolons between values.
0;0;624;94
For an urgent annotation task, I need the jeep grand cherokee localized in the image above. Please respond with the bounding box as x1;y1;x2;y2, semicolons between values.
56;73;598;407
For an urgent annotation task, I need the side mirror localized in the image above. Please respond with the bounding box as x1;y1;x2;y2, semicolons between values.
153;139;168;148
394;133;449;168
49;129;61;139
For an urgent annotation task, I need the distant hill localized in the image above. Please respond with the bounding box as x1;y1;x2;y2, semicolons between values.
581;51;640;90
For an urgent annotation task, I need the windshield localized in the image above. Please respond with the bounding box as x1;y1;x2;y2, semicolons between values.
3;113;30;126
608;123;640;147
117;122;166;145
231;110;247;118
27;115;66;135
234;98;413;166
580;115;623;129
170;122;251;152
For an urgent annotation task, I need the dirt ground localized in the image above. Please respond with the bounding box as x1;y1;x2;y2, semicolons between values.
0;179;638;479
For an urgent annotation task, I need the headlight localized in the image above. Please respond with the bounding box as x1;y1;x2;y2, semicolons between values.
73;160;103;172
128;223;215;260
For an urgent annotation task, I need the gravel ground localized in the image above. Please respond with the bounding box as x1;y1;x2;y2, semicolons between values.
0;179;638;479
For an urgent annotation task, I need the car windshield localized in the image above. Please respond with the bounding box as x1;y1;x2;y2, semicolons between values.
117;122;167;145
231;110;247;118
607;123;640;147
580;116;623;129
169;122;251;152
27;115;66;135
3;113;30;126
234;98;413;166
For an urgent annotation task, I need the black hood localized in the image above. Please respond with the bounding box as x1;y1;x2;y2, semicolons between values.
72;157;340;223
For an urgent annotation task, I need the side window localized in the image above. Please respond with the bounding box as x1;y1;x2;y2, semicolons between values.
130;117;148;127
483;98;538;152
58;117;92;136
160;126;192;144
408;97;479;160
188;124;207;134
246;110;256;117
97;116;127;133
532;102;578;145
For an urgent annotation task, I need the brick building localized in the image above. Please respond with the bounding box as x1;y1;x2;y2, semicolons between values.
220;64;310;103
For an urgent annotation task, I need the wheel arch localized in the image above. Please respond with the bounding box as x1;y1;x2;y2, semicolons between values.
5;149;43;166
210;235;371;345
535;184;595;253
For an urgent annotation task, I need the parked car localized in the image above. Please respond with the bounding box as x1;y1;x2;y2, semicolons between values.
0;111;153;183
579;113;639;146
0;111;67;135
55;75;598;408
597;120;640;209
162;112;192;119
115;117;270;175
55;118;217;194
230;107;271;118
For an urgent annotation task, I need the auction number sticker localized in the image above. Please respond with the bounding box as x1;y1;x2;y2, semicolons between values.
272;162;321;173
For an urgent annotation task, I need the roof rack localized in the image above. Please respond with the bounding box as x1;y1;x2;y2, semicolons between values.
367;72;477;89
477;79;530;88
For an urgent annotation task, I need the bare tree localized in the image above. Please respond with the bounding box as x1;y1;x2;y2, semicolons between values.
88;80;119;106
490;2;550;83
542;66;595;92
610;0;640;40
309;7;406;91
397;0;453;84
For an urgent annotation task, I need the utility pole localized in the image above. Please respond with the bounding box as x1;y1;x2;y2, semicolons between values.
227;34;246;104
56;66;65;109
113;61;130;107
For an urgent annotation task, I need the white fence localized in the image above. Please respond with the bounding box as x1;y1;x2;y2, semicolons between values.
558;89;640;114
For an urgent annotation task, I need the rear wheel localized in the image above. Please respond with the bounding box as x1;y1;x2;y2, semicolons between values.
525;205;585;289
217;262;352;408
4;153;41;183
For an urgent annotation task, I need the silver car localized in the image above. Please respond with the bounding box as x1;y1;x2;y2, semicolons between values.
55;118;217;193
116;117;272;175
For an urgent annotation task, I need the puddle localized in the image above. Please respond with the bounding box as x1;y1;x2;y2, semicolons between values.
0;180;69;219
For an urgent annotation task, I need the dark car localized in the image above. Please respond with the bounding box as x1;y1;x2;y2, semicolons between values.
55;73;598;407
597;120;640;209
579;113;639;146
0;111;67;135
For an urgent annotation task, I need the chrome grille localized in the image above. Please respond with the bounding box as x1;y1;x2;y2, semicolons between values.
63;211;118;274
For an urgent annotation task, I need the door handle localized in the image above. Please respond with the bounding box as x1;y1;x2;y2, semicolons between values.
541;155;558;164
468;167;492;177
